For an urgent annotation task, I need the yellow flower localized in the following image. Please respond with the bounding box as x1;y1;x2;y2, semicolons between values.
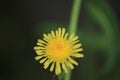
34;28;84;75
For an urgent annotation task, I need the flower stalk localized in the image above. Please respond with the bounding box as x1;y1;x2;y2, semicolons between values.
69;0;82;34
65;0;82;80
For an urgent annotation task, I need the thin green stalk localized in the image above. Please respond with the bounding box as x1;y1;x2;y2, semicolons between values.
64;0;82;80
69;0;82;33
58;74;62;80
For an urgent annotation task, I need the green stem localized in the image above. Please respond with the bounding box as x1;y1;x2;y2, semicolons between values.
64;68;71;80
69;0;82;33
65;0;82;80
58;74;62;80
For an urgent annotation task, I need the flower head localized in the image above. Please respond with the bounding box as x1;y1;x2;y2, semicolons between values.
34;28;84;75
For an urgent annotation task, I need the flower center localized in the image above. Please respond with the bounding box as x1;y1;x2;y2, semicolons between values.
46;38;71;61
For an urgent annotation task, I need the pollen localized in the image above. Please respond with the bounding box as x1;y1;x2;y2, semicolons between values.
34;28;84;75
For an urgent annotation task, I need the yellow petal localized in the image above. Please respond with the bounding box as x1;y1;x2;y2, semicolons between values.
38;39;47;44
44;60;50;69
55;61;61;75
48;33;52;39
68;57;78;65
71;53;84;58
39;58;47;63
34;46;40;50
66;61;74;69
69;33;75;40
73;48;83;52
56;30;59;37
71;40;79;45
35;50;43;53
34;46;46;50
61;28;65;37
58;28;61;36
35;56;43;60
72;36;78;41
62;62;68;73
43;37;49;42
51;31;55;38
73;43;82;49
35;50;44;55
37;43;45;46
50;62;55;72
64;33;68;39
43;33;48;39
43;34;50;42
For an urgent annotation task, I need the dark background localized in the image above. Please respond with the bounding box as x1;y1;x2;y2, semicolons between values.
0;0;120;80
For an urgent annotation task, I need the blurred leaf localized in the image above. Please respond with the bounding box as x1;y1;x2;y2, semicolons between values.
85;0;118;76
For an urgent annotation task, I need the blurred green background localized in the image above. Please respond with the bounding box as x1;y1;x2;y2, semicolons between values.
0;0;120;80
